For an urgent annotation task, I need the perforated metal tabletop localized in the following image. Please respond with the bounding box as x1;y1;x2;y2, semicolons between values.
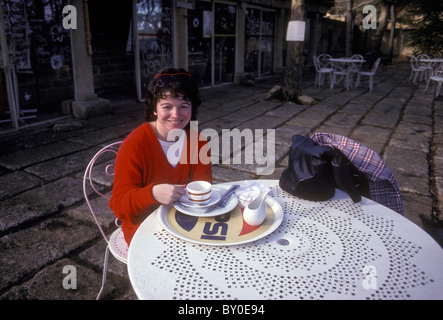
128;180;443;300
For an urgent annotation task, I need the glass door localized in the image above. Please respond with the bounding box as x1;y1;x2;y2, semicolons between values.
244;7;275;77
135;0;173;100
213;3;236;85
187;1;212;87
188;1;236;87
260;10;275;76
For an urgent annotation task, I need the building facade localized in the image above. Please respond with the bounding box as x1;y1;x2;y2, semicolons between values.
0;0;335;131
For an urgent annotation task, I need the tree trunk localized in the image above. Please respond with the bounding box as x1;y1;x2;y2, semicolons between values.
345;0;354;57
372;4;389;57
388;5;396;63
283;0;306;101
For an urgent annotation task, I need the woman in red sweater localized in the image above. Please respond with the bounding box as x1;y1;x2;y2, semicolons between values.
109;67;212;245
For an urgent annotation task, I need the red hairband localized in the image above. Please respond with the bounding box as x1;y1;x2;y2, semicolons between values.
154;73;191;78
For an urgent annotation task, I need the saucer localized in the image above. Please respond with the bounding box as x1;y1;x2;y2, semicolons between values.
173;188;238;217
178;190;221;209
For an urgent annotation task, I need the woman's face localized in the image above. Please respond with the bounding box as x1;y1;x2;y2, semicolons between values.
153;92;192;140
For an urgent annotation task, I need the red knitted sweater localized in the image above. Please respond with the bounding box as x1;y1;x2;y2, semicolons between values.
109;123;212;245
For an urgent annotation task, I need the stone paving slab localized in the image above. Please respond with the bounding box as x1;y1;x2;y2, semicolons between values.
389;130;430;153
323;112;362;128
0;216;97;293
66;122;135;146
65;192;115;229
0;258;126;300
362;112;400;128
350;125;392;155
25;148;100;182
264;101;306;118
0;171;45;201
0;177;84;233
0;141;88;171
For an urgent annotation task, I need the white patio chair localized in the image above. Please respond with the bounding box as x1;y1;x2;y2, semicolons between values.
348;54;365;87
331;62;352;90
409;56;429;84
416;54;432;82
423;63;443;97
83;141;128;300
313;55;334;88
355;57;381;92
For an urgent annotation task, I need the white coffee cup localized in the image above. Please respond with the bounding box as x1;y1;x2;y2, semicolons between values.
186;181;212;204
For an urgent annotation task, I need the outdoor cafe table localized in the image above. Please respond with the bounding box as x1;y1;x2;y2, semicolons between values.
127;180;443;300
421;58;443;64
328;58;365;89
420;58;443;70
328;57;366;70
328;57;366;64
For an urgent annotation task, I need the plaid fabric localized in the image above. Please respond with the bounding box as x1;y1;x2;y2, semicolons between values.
311;132;403;215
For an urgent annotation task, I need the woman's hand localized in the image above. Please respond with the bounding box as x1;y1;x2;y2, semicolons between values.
152;184;187;205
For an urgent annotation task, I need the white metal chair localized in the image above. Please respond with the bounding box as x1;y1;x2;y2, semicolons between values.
416;54;433;83
313;55;334;88
348;54;365;84
331;62;352;90
409;56;429;84
423;63;443;97
83;141;128;300
355;57;381;92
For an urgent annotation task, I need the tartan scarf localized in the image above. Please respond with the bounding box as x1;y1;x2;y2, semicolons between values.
311;132;404;215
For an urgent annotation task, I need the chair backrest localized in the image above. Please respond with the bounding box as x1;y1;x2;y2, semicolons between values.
311;132;403;215
371;57;381;73
317;54;332;68
416;54;429;61
436;64;443;76
350;54;364;60
349;54;364;72
416;54;430;68
432;63;443;77
83;141;123;242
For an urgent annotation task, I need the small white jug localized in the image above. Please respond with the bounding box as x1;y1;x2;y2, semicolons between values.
243;191;269;226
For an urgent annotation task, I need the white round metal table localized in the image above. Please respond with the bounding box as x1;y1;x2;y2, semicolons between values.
127;180;443;300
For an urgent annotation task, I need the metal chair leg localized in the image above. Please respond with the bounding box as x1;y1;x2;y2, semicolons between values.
423;78;432;94
436;81;442;97
96;245;110;300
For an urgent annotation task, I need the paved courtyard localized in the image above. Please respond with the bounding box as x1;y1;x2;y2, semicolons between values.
0;61;442;300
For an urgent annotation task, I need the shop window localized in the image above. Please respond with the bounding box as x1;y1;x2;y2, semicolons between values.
136;0;173;96
187;0;212;87
187;1;236;87
245;8;275;77
0;0;73;129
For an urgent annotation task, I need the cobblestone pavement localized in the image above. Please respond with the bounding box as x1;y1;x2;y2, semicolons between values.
1;61;442;300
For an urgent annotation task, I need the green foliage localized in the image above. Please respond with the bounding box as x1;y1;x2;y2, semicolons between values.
408;0;443;56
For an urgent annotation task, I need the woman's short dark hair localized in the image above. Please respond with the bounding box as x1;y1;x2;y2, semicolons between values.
144;67;201;123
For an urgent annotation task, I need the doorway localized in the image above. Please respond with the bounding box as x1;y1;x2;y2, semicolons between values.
188;1;237;87
244;7;275;77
